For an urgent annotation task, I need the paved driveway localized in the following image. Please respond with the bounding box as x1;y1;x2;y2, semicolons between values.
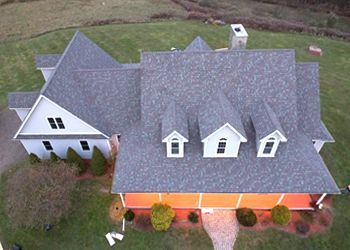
0;108;26;175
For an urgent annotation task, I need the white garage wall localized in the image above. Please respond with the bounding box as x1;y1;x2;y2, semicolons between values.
13;108;30;121
19;96;102;135
20;139;110;159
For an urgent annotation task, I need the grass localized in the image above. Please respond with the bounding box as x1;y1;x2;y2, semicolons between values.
0;163;212;249
0;21;349;249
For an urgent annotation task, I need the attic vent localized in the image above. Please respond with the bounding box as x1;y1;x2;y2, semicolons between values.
234;27;241;32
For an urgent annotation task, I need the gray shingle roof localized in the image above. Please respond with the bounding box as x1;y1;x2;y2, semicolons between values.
185;36;212;52
8;91;39;109
251;101;286;141
198;90;247;140
9;31;337;194
35;54;61;68
16;134;106;139
112;48;338;194
296;63;334;142
161;101;189;140
40;31;132;136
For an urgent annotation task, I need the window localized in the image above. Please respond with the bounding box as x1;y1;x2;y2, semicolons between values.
47;117;65;129
47;118;57;129
171;138;179;154
55;118;65;129
217;138;227;154
80;141;90;151
263;138;275;154
42;141;53;151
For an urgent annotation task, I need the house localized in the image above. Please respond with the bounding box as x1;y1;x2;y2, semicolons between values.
8;25;339;210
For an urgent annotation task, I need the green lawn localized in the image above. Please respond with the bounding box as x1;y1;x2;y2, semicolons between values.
0;163;212;249
0;21;349;249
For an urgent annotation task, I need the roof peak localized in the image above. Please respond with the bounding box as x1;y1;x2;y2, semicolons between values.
184;36;212;52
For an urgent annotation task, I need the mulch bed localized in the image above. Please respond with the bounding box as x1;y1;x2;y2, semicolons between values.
241;197;334;237
76;160;114;181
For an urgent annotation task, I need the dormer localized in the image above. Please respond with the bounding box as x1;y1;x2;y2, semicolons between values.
251;101;287;158
35;54;61;81
198;91;247;158
161;101;189;158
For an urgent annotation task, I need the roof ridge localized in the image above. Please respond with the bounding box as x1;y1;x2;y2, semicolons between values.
40;31;81;94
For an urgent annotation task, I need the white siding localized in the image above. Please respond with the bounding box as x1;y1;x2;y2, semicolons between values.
162;131;188;158
40;68;55;82
14;108;30;121
21;139;110;159
313;140;325;153
19;97;102;135
203;125;241;157
257;131;286;158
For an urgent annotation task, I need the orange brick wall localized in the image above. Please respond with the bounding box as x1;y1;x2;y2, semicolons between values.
124;193;313;209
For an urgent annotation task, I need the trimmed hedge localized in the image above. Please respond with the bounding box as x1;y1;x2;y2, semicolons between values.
91;146;107;176
271;205;291;225
151;203;175;231
188;211;199;223
66;147;85;173
236;208;257;227
50;152;60;162
124;210;135;222
29;153;40;164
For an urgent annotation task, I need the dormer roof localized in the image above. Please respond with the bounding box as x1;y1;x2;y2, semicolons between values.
251;101;287;141
161;101;189;140
198;91;247;141
185;36;212;52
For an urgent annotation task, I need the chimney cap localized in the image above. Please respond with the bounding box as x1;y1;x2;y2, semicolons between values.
230;24;248;37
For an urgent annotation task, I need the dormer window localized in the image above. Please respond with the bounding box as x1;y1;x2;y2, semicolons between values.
171;138;180;155
217;138;227;154
263;138;275;154
47;117;65;129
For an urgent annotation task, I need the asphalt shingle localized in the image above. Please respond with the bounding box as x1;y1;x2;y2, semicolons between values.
8;91;39;109
35;54;61;68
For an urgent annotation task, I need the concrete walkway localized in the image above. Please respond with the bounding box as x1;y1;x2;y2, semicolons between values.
0;109;26;174
202;209;239;250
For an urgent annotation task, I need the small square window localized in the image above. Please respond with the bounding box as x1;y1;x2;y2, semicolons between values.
263;141;274;154
42;141;53;151
171;142;179;154
55;118;65;129
80;141;90;151
47;117;57;129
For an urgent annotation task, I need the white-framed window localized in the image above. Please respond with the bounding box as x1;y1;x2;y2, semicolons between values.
42;141;53;151
171;138;179;155
47;117;65;129
80;141;90;151
217;138;227;154
262;137;275;155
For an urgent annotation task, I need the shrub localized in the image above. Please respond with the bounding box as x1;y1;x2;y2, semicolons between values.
66;147;85;173
151;203;175;231
326;12;338;28
50;152;60;162
295;220;310;235
91;146;106;176
4;161;77;228
188;211;199;223
29;153;40;164
124;210;135;222
299;211;314;223
271;205;291;225
109;200;127;222
236;208;257;227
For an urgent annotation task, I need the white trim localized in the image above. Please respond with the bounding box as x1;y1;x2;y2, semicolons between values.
37;67;55;70
276;193;285;205
162;130;188;143
260;130;287;143
18;132;102;135
202;123;247;143
198;193;203;208
119;193;125;207
158;193;162;202
316;193;327;206
236;194;243;208
9;107;31;110
14;95;108;139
